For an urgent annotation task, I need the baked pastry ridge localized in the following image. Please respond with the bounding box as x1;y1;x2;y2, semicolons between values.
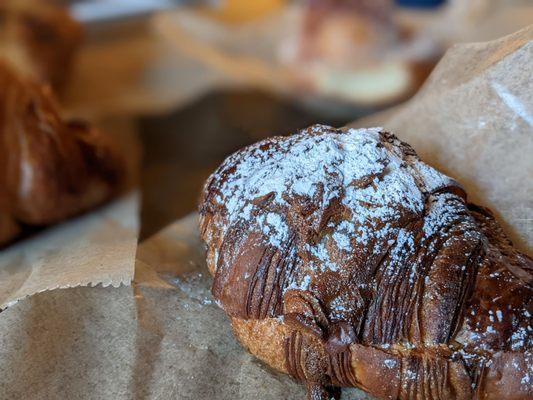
199;125;532;400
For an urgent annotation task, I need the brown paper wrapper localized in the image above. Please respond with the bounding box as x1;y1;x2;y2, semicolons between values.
0;193;139;310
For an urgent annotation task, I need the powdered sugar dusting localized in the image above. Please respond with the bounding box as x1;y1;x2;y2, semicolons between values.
207;125;461;288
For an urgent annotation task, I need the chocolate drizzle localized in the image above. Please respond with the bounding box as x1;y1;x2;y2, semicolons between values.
285;331;308;381
199;125;532;400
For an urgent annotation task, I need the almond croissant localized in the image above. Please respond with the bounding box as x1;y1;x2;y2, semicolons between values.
0;62;126;246
199;125;532;400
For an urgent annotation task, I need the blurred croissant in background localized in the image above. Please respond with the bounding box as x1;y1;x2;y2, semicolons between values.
280;0;421;105
297;0;396;66
0;0;82;89
0;62;127;247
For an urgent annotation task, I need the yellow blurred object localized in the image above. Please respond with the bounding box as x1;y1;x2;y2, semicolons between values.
202;0;285;24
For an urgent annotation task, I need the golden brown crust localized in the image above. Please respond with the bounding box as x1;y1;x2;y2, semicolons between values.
231;317;291;374
200;125;532;399
0;62;126;245
0;0;82;89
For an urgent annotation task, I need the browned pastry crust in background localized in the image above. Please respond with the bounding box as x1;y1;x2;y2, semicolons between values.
0;0;82;89
0;211;20;247
0;62;126;246
199;125;532;400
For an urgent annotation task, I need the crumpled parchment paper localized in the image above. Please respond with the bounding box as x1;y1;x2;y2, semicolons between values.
0;192;139;310
152;2;533;109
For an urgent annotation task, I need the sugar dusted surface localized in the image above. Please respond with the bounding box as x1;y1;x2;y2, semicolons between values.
207;125;459;289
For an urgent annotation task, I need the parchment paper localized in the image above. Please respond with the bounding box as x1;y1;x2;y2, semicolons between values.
0;192;139;310
350;25;533;252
